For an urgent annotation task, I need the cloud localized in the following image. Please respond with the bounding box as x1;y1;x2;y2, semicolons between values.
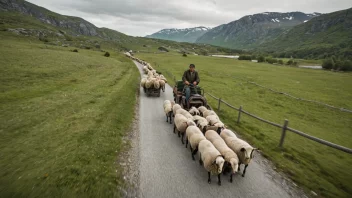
27;0;352;36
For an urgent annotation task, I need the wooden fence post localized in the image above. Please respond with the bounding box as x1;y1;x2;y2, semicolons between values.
279;119;289;148
218;98;221;111
237;105;242;124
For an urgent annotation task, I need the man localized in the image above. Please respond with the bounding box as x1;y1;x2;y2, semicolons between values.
182;64;200;102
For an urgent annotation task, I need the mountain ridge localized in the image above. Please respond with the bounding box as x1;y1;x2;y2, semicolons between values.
146;26;210;43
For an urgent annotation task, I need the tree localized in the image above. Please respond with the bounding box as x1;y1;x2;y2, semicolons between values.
258;56;265;62
278;60;284;65
340;60;352;71
322;58;334;70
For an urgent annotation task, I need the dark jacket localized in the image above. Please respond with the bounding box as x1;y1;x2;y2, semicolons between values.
182;70;200;85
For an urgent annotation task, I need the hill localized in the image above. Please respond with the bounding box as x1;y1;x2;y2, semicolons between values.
146;26;210;43
196;12;320;49
257;8;352;60
0;0;236;55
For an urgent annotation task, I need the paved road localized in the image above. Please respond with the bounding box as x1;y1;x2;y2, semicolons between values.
134;61;304;198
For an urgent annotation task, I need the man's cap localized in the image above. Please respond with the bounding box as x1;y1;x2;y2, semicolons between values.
189;64;195;68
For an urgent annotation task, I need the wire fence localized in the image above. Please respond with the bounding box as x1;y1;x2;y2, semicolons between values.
160;67;352;155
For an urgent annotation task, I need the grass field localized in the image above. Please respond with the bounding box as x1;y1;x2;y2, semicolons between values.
137;53;352;198
0;32;139;197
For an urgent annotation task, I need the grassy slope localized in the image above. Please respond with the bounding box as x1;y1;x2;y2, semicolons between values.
0;32;139;197
137;52;352;198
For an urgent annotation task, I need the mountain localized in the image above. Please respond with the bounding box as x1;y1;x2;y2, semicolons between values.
146;27;210;43
0;0;236;55
196;12;321;49
0;0;128;40
257;8;352;59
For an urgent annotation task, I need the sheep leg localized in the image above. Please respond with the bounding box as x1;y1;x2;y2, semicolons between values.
181;133;185;144
208;172;211;184
178;131;180;137
238;163;241;172
217;174;221;186
199;153;203;165
242;165;248;177
166;116;168;122
173;124;176;134
191;147;198;161
185;139;188;148
230;173;233;183
169;115;172;124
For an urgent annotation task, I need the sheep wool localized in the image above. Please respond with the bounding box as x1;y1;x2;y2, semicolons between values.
140;78;147;87
154;79;161;89
189;107;200;116
198;139;225;175
198;106;208;114
206;130;239;174
186;126;205;149
163;100;172;115
176;108;194;120
203;110;218;119
172;104;182;115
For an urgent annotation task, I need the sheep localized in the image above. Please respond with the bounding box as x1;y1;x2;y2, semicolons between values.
201;125;222;135
198;106;208;116
220;129;257;177
185;126;206;160
205;130;239;183
174;114;196;144
189;106;200;116
198;139;225;185
140;78;147;87
159;80;166;92
172;104;182;116
163;100;173;124
154;79;161;89
202;110;219;119
176;108;193;120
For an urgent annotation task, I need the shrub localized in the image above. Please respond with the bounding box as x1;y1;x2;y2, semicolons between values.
72;49;78;52
238;55;252;60
95;44;100;49
258;56;265;62
182;53;187;57
158;46;169;52
334;60;343;70
266;58;278;64
322;58;334;70
278;60;284;65
340;60;352;71
39;37;49;42
104;52;110;57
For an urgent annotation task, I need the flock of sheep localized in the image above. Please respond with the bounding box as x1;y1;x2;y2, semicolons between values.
124;52;167;91
163;100;257;185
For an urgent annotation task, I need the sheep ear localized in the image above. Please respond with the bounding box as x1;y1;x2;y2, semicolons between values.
240;148;245;152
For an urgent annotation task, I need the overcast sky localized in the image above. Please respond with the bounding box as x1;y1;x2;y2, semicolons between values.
27;0;351;36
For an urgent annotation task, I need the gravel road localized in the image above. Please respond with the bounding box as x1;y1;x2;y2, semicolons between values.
134;61;307;198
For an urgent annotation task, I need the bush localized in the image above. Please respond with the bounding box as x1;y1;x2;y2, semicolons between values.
278;60;284;65
158;46;169;52
258;56;265;62
238;55;252;60
104;52;110;57
182;53;187;57
266;58;278;64
334;60;343;70
39;37;49;43
72;49;78;52
340;60;352;71
322;58;334;70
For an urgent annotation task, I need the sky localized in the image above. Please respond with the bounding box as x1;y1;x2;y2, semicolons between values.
27;0;351;37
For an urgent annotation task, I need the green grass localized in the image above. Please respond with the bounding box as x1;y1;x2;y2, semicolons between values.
136;53;352;198
0;32;139;197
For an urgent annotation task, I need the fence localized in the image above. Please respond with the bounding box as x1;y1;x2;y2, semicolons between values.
160;68;352;155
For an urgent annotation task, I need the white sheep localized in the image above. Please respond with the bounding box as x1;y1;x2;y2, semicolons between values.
198;106;208;116
189;106;200;116
220;129;256;177
174;114;196;144
176;108;193;120
140;78;147;87
202;110;219;119
153;79;161;89
205;130;239;183
198;139;225;185
159;80;166;92
163;100;173;124
172;104;182;116
185;126;206;160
